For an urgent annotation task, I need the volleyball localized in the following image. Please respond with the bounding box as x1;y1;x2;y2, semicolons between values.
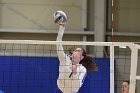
53;11;68;25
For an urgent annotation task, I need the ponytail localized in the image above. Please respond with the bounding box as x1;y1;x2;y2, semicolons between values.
79;56;98;72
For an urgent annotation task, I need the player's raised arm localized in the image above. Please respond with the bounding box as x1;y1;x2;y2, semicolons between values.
54;11;68;64
56;25;66;63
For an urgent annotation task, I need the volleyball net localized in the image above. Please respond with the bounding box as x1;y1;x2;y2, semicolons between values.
0;40;140;93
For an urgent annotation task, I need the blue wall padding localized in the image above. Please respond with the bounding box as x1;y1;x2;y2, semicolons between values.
0;56;110;93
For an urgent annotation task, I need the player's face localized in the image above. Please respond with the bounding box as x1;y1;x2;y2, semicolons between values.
122;82;129;93
71;48;84;64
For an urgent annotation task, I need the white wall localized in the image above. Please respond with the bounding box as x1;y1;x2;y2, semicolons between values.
0;0;83;30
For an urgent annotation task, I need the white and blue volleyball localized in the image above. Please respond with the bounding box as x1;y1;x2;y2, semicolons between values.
53;11;68;25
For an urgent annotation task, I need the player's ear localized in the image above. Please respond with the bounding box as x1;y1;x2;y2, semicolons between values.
81;56;84;60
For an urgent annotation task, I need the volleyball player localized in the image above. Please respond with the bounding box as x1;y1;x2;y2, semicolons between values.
56;24;87;93
122;80;129;93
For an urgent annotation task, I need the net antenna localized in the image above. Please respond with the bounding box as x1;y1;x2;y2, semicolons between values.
111;0;115;93
0;40;140;93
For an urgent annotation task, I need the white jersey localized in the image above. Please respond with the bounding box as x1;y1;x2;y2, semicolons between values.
56;25;87;93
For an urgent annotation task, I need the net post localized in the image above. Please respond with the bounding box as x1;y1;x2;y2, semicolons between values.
129;44;138;93
110;44;114;93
